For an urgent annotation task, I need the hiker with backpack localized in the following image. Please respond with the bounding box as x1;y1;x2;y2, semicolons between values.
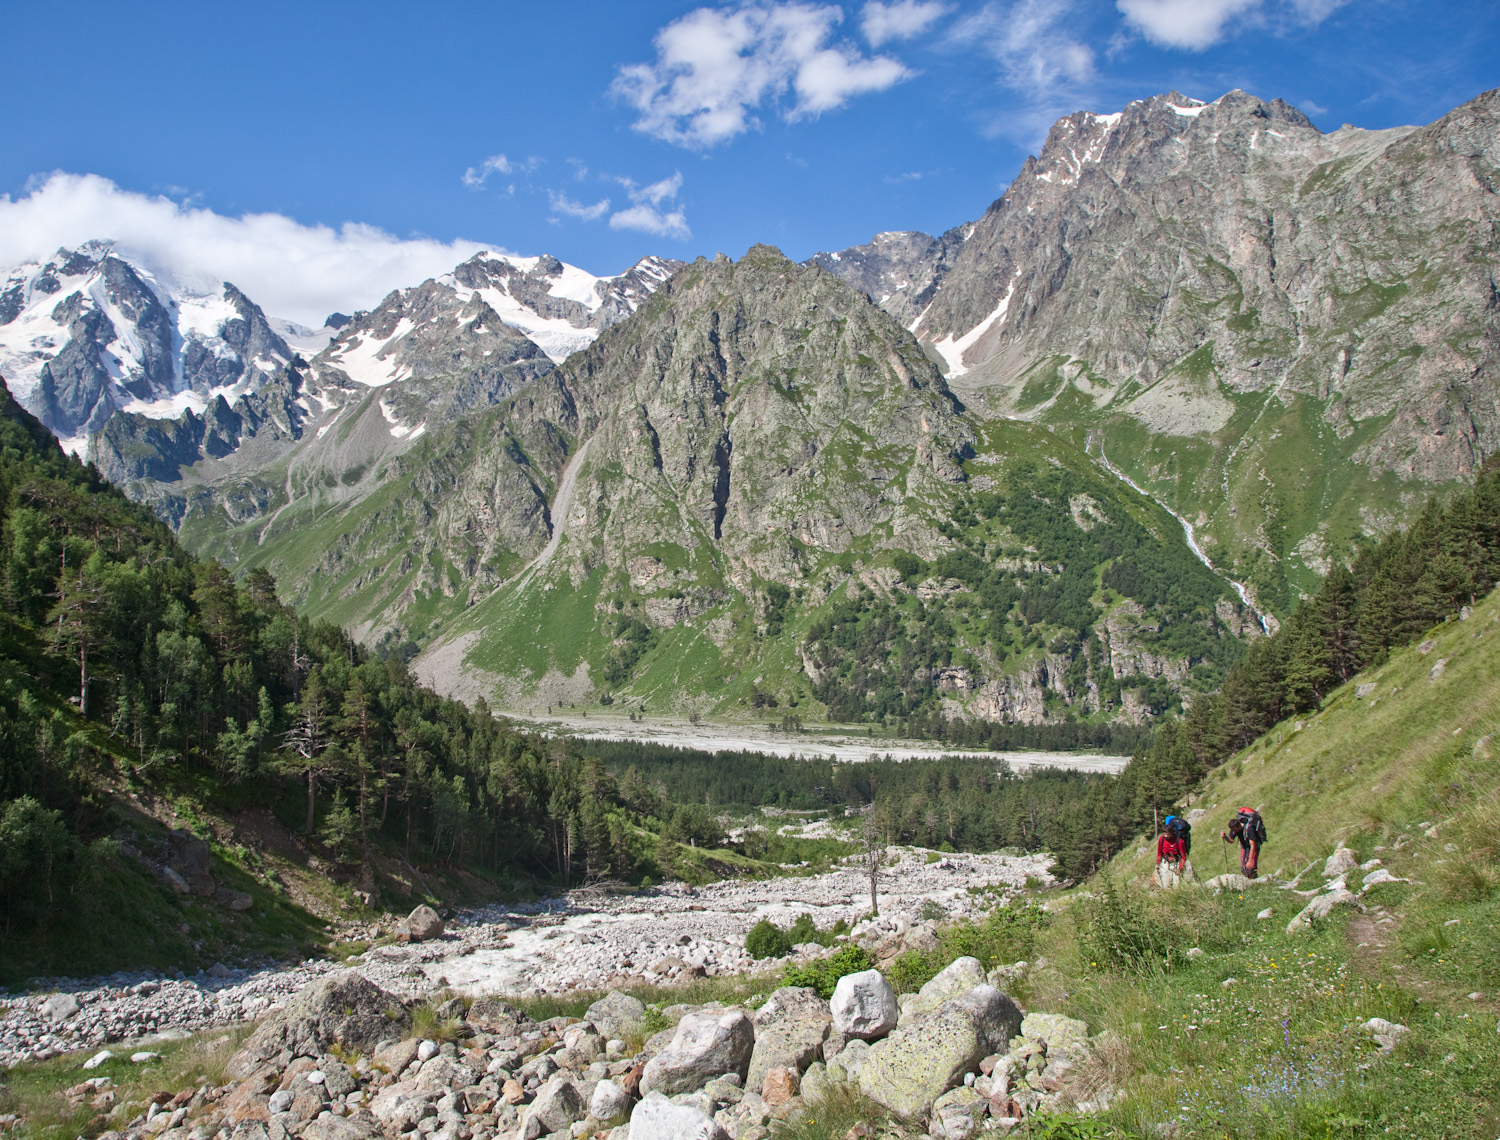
1154;814;1192;887
1223;808;1268;878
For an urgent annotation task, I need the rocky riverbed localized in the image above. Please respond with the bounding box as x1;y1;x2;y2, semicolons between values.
0;848;1053;1070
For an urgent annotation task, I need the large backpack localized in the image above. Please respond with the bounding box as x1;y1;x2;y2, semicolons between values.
1238;808;1267;845
1167;816;1192;855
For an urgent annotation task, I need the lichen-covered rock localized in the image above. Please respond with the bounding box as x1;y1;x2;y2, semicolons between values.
899;957;987;1022
931;1087;987;1139
859;985;1021;1121
522;1075;587;1138
226;972;409;1079
745;987;830;1090
592;1079;632;1121
642;1010;755;1097
830;971;898;1041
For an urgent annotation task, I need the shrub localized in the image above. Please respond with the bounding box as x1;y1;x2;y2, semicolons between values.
783;944;875;998
1078;879;1183;973
746;919;793;959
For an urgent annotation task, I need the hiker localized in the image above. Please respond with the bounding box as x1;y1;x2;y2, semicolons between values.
1155;815;1190;887
1222;807;1268;878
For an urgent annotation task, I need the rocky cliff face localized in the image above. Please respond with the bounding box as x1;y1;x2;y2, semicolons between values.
0;242;296;440
814;87;1500;607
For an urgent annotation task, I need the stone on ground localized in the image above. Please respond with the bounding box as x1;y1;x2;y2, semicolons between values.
587;991;649;1041
830;970;898;1041
403;905;445;942
630;1091;731;1140
42;994;80;1022
745;986;830;1090
1323;847;1358;879
642;1009;755;1097
931;1086;987;1140
900;956;987;1021
522;1075;587;1138
226;971;410;1079
860;985;1021;1121
591;1079;631;1121
1287;890;1363;935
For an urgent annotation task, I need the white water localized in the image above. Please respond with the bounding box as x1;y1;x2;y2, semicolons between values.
1088;434;1271;633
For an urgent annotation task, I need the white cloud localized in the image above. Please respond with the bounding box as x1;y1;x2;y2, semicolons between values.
1116;0;1258;49
957;1;1095;94
0;172;499;327
861;0;948;46
609;204;692;239
953;0;1096;143
1115;0;1344;51
608;172;692;239
613;2;912;148
462;153;540;188
548;191;612;221
1287;0;1350;21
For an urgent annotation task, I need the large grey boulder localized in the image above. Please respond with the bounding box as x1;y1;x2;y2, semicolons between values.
402;905;445;942
522;1075;587;1139
630;1092;730;1140
167;828;217;897
830;970;898;1041
42;993;80;1022
641;1009;755;1097
745;987;831;1091
859;985;1022;1121
587;991;649;1041
591;1079;632;1122
900;956;987;1022
226;972;409;1079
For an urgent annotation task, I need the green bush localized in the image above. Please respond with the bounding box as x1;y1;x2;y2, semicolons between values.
783;944;875;998
1078;879;1183;973
885;901;1050;993
746;919;793;959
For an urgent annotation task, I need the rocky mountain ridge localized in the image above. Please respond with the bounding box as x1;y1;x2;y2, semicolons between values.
812;86;1500;607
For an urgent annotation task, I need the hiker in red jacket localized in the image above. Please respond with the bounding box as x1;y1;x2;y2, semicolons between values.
1157;826;1188;874
1223;808;1267;878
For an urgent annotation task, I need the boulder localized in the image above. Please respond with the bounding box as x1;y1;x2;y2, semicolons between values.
1017;1014;1089;1061
591;1079;632;1122
587;991;649;1041
630;1092;731;1140
830;970;898;1042
859;986;1021;1122
215;887;253;912
1323;847;1359;879
402;905;445;942
167;828;217;897
641;1010;755;1097
522;1075;587;1138
226;972;410;1079
42;993;80;1022
900;957;986;1021
745;986;830;1090
760;1068;798;1107
930;1087;987;1140
826;1038;870;1085
1286;890;1364;935
467;997;533;1036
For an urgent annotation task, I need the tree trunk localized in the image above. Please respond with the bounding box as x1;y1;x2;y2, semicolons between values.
306;768;317;835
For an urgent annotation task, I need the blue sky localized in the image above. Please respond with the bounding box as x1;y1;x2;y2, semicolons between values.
1;0;1495;323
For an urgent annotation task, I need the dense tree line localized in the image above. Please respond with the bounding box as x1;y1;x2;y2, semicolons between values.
0;382;649;939
804;462;1242;734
